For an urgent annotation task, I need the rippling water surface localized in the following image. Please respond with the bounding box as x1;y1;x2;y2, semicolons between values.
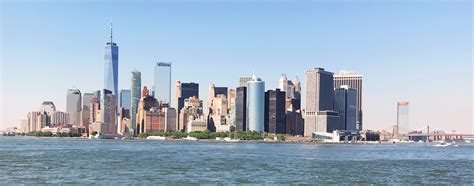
0;137;473;184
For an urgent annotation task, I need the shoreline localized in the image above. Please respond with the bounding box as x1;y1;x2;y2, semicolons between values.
1;135;457;145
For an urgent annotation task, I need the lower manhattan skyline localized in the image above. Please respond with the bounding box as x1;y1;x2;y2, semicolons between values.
1;0;472;134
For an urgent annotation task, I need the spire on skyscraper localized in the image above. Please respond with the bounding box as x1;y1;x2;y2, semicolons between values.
110;22;113;43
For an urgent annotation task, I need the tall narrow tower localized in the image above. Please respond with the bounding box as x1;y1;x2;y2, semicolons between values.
104;22;119;105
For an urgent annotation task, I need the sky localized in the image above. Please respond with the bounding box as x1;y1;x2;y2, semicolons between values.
1;0;472;133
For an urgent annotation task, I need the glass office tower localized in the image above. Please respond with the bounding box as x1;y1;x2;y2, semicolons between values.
154;62;172;103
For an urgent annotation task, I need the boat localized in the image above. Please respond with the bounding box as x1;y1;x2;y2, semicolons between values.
215;137;224;141
224;137;240;142
146;136;166;140
434;141;458;147
184;136;198;141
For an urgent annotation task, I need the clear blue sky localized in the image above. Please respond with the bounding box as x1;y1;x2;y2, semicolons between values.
1;0;472;133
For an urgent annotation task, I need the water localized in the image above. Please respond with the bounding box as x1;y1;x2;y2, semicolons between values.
0;137;473;184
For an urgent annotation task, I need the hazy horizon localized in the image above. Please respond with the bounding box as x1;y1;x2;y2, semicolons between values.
1;0;472;133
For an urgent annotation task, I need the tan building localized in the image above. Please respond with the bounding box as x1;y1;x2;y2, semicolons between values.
187;117;207;132
179;96;204;132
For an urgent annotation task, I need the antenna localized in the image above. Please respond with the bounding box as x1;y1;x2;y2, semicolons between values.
110;20;113;43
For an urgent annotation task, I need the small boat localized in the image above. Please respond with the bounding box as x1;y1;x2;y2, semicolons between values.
434;141;458;147
146;136;166;140
184;136;198;141
224;137;240;142
215;137;224;141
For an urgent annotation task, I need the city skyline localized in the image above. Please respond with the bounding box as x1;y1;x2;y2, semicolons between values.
1;1;472;133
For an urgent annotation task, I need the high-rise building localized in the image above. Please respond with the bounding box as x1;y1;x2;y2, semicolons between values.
101;89;116;135
208;83;228;115
51;111;69;126
316;111;340;133
81;92;95;132
119;90;131;110
285;109;304;135
209;95;229;132
104;23;119;108
227;89;236;111
163;106;177;132
334;71;363;130
334;85;357;130
235;87;247;131
304;68;335;136
264;89;286;134
40;101;56;115
175;81;199;128
247;75;265;132
130;70;141;135
239;76;253;87
397;101;409;134
66;88;82;126
179;96;204;132
293;75;302;100
154;62;172;103
279;74;296;99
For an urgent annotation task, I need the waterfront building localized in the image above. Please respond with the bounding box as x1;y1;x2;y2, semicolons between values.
239;76;253;87
179;96;204;132
397;101;409;134
104;23;119;109
130;70;141;135
187;117;208;132
163;106;177;132
304;68;335;136
285;108;304;135
247;75;265;132
27;111;48;132
154;62;172;104
51;111;69;126
334;71;363;130
101;89;116;135
264;89;286;134
234;87;247;131
136;86;160;134
334;85;357;130
317;111;340;133
66;88;82;126
20;118;29;133
209;94;230;132
175;81;199;128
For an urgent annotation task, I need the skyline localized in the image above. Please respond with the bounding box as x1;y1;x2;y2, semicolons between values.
1;1;472;133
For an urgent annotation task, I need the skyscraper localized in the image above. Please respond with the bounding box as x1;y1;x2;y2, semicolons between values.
81;92;95;132
397;101;409;134
119;89;131;110
334;85;357;130
130;70;141;135
235;87;247;131
239;76;253;87
175;81;199;128
247;75;265;132
279;74;296;99
101;89;116;135
104;23;119;110
66;88;82;126
304;68;335;136
154;62;172;103
264;89;286;134
334;71;363;130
